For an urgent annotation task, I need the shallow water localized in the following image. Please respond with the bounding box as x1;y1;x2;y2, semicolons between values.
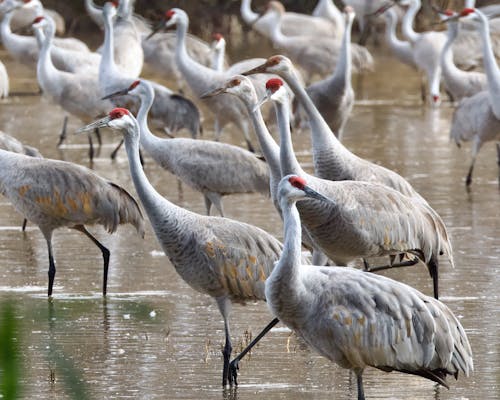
0;38;499;400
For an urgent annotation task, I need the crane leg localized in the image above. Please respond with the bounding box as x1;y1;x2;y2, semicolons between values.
205;192;224;217
94;127;102;147
110;139;124;160
465;161;475;188
228;317;280;386
88;132;94;162
204;195;212;216
46;239;56;297
356;372;366;400
222;318;232;387
74;225;110;296
21;218;27;232
57;115;69;147
427;258;439;300
496;143;500;187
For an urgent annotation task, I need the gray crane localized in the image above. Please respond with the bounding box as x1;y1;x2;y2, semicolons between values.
260;78;453;300
103;79;270;216
0;148;145;296
295;6;355;139
33;16;111;160
147;7;277;152
270;174;473;400
0;0;90;69
262;1;373;82
449;8;500;187
77;108;285;387
99;2;201;159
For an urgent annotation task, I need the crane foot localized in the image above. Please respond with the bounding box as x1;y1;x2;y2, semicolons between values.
228;359;239;386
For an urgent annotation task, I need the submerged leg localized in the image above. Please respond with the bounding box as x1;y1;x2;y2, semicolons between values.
228;317;280;386
217;298;232;387
44;232;56;297
496;143;500;187
74;225;110;296
57;115;69;147
357;372;365;400
110;139;124;160
465;159;475;188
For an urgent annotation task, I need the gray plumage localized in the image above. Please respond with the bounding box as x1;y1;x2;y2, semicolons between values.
441;18;487;102
0;59;8;99
100;3;201;138
268;174;473;400
78;108;284;386
296;7;355;139
263;1;373;81
0;131;42;158
0;148;145;296
110;79;269;216
261;80;453;299
157;7;284;152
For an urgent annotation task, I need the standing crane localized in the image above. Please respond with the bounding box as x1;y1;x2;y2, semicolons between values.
147;7;285;152
99;1;201;151
260;77;454;300
449;7;500;187
0;148;145;296
33;16;111;160
295;6;355;139
269;174;473;400
0;59;8;98
103;79;270;216
77;108;285;387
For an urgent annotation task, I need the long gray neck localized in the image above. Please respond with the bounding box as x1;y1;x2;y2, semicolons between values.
124;121;188;244
274;99;304;177
137;89;164;152
477;11;500;108
1;11;32;53
401;0;421;43
331;15;352;85
100;10;120;81
441;22;461;79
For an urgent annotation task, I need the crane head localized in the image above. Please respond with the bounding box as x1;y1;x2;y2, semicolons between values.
279;175;334;204
102;80;143;100
146;8;182;40
242;55;291;77
211;32;225;51
200;76;257;105
76;108;136;136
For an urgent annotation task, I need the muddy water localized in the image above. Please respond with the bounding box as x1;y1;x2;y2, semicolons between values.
0;41;498;400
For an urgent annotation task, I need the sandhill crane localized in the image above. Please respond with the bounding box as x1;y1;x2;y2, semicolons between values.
0;0;90;70
104;80;269;216
440;12;487;102
33;16;112;159
240;0;342;39
148;8;273;152
260;78;454;299
295;6;355;139
10;0;64;35
262;1;373;81
77;108;285;387
0;148;145;296
269;174;473;400
449;7;500;187
0;59;9;98
99;2;201;161
380;6;417;69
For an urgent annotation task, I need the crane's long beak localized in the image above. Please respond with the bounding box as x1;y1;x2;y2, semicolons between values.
102;88;130;100
200;86;226;99
253;91;271;113
241;62;268;76
146;18;165;40
76;116;112;134
303;185;334;204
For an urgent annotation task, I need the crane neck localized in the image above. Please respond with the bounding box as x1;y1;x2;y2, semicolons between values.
267;10;289;47
441;22;462;79
273;98;304;177
0;10;32;54
240;0;259;25
313;0;344;31
37;22;60;95
136;88;164;152
331;14;353;85
100;9;120;83
123;119;188;240
85;0;104;28
280;68;346;155
265;194;304;312
476;10;500;110
211;44;225;72
401;0;421;43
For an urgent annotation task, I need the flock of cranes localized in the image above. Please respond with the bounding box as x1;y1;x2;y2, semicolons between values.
4;0;499;398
